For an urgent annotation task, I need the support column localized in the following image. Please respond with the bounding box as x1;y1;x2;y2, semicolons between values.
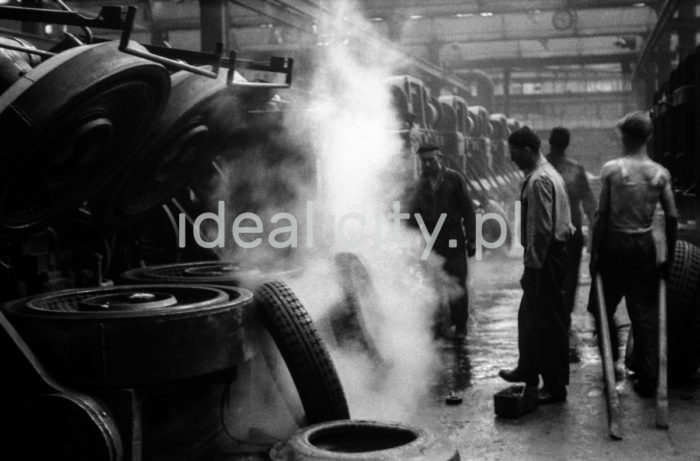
656;33;673;89
426;38;442;68
503;68;511;116
21;0;42;35
199;0;229;52
385;14;405;42
677;0;696;62
151;26;169;46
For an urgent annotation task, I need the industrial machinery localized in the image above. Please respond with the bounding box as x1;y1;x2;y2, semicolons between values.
0;4;351;460
648;45;700;384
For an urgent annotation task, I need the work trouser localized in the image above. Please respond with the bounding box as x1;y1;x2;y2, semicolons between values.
434;224;469;333
589;231;658;387
517;241;569;388
564;228;584;319
443;252;468;332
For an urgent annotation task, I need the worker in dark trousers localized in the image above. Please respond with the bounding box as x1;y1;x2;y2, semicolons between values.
589;111;678;397
500;127;572;404
409;144;476;339
546;127;597;363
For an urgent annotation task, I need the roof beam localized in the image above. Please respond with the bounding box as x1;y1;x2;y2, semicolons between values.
450;52;637;71
230;0;471;89
500;91;631;102
230;0;315;31
402;29;647;46
357;0;661;19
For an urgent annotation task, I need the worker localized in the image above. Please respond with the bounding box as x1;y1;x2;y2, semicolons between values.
546;126;597;363
499;127;572;404
408;144;476;339
589;111;678;397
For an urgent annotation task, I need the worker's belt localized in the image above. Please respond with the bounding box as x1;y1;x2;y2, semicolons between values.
608;226;653;235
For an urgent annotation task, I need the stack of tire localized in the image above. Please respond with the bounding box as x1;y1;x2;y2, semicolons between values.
0;29;458;459
667;240;700;383
122;262;350;424
122;259;460;460
1;284;257;460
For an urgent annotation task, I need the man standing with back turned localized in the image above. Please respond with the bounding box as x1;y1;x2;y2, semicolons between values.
547;127;597;363
500;127;572;404
589;111;678;397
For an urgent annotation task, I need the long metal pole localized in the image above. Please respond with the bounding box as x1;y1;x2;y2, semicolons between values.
595;273;623;440
656;277;669;429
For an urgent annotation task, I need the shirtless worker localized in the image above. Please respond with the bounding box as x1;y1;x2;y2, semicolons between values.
589;111;678;397
546;127;597;363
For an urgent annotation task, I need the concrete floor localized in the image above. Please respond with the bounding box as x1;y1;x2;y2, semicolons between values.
419;251;700;461
219;250;700;461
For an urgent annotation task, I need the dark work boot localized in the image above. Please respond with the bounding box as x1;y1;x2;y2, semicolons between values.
498;368;537;386
538;386;567;404
633;380;656;398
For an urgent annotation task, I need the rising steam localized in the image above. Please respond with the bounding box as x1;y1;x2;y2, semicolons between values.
283;1;457;421
216;0;462;430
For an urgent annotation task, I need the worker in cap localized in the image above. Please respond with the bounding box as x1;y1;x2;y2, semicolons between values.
408;143;476;340
588;110;678;397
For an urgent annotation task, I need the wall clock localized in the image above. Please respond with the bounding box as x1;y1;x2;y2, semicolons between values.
552;9;575;30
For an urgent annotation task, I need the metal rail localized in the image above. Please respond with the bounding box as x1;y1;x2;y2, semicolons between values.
0;4;293;88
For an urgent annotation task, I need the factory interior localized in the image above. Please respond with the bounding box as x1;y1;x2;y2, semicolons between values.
1;0;700;460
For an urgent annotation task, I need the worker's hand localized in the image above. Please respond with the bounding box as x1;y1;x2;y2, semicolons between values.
520;268;541;295
589;252;598;277
466;240;476;257
659;258;672;280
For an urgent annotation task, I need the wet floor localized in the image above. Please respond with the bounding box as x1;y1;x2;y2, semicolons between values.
219;249;700;460
415;251;700;461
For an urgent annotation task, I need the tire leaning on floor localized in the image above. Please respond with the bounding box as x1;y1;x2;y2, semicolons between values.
331;252;385;363
666;240;700;382
255;281;350;424
269;420;460;461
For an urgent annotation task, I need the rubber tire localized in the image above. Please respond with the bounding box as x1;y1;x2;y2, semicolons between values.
270;419;460;461
667;240;700;382
7;393;123;461
121;261;301;289
667;240;700;318
332;252;384;363
255;281;350;424
2;284;253;386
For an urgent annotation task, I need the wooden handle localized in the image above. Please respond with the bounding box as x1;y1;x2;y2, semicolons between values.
595;273;623;440
656;277;669;429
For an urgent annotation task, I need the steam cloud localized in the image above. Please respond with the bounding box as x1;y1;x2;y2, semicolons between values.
215;0;464;434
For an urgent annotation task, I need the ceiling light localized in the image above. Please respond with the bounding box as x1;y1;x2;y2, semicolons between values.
633;2;646;6
480;12;494;17
454;13;474;18
409;14;424;19
370;17;384;22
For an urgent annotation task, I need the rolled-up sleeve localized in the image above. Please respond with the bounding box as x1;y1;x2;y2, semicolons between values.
524;177;554;269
